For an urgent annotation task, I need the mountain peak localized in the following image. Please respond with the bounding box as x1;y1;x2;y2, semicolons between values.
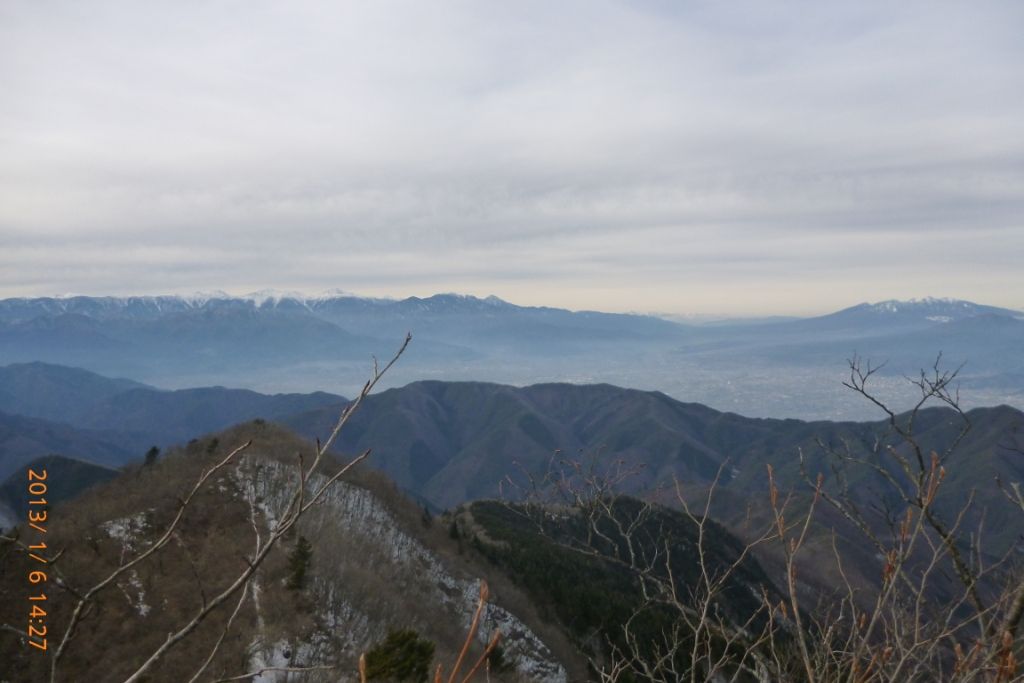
241;289;308;307
845;298;1022;320
873;297;963;309
182;290;232;306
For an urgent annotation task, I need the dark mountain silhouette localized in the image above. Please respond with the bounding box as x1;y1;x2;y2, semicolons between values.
3;361;1022;584
0;362;149;421
282;382;1024;540
3;362;1021;557
0;410;139;482
0;361;344;446
0;454;119;522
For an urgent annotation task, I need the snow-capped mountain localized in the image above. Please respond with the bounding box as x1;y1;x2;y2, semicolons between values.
0;293;1021;420
0;291;520;321
844;297;1022;322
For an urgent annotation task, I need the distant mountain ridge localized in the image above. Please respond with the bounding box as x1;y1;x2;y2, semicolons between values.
0;362;346;480
1;293;1022;420
842;297;1022;319
2;362;1021;631
283;380;1024;521
0;361;149;419
2;362;1020;559
0;409;138;482
810;298;1024;331
0;291;620;320
3;291;1017;321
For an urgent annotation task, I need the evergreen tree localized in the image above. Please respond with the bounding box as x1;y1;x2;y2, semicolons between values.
364;629;435;683
286;535;313;590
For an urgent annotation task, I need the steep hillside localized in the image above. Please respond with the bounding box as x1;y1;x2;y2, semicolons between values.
453;498;786;678
0;419;790;683
0;423;581;682
281;380;1024;607
1;401;1019;680
3;364;1020;559
284;382;1024;547
283;381;772;506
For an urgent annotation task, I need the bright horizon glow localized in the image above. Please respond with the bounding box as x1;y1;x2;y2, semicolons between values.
2;1;1022;316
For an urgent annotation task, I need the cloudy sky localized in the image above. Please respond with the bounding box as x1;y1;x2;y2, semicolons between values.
1;1;1021;315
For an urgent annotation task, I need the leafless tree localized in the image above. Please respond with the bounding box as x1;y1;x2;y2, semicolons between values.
500;452;789;682
788;354;1024;682
2;334;411;683
499;356;1024;682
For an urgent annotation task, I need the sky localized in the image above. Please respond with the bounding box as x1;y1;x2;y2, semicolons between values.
1;1;1022;316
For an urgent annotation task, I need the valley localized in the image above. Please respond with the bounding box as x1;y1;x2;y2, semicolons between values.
2;294;1021;421
1;297;1023;682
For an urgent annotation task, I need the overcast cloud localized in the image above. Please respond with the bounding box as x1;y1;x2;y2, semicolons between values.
1;0;1022;314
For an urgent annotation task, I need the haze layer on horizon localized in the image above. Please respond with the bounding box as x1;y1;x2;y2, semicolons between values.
2;1;1022;316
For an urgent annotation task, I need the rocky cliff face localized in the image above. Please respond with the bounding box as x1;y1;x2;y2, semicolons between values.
240;454;567;682
0;425;573;682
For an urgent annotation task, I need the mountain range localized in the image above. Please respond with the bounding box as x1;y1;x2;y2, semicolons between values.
2;293;1021;420
1;340;1022;680
2;362;1022;571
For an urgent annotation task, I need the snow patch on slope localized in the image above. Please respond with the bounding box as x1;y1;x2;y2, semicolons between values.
239;455;567;683
101;512;148;553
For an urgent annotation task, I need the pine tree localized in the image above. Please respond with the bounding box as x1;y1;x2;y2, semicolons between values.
286;535;313;590
364;629;435;682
